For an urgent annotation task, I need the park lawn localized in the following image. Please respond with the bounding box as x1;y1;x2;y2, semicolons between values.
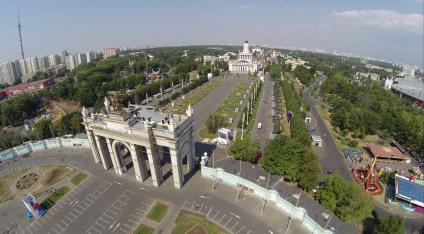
40;186;70;209
146;201;169;222
172;210;228;234
40;165;73;187
71;172;89;186
0;169;29;203
316;105;387;151
198;128;217;139
214;82;249;123
167;78;223;114
133;224;154;234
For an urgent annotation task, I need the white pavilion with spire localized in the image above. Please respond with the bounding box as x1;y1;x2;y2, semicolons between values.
229;40;261;73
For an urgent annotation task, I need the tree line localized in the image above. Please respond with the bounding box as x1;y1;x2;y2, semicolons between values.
321;70;424;156
262;80;321;191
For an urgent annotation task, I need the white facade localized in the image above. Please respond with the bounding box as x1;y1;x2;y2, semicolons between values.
229;40;261;73
37;56;49;71
0;61;20;85
77;53;87;65
203;55;218;65
86;51;97;63
48;54;61;67
65;54;78;71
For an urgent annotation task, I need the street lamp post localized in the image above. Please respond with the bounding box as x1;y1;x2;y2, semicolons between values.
236;159;242;200
261;171;270;215
285;191;302;234
241;113;245;140
211;151;216;190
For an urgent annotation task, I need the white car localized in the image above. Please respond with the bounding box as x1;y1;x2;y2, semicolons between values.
257;123;262;129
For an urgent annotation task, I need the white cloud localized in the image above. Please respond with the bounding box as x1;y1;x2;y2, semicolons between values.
236;4;256;9
333;9;423;33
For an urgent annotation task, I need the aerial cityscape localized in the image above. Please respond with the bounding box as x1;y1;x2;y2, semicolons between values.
0;1;423;234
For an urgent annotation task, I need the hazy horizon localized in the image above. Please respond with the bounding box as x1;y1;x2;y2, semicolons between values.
0;0;423;66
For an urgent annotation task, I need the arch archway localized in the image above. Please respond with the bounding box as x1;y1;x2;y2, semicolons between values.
111;140;133;175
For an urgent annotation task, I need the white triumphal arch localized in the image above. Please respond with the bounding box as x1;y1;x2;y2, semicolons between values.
82;98;195;189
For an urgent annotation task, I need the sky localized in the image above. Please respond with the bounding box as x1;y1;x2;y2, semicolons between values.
0;0;423;66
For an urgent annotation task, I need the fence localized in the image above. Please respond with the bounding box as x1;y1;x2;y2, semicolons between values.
201;166;333;234
0;138;90;162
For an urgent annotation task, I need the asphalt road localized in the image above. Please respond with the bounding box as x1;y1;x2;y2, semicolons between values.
304;78;353;181
252;74;274;150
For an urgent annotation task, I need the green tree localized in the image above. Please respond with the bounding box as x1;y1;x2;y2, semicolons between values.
372;216;405;234
315;174;373;223
298;150;321;191
206;113;226;134
32;119;55;140
262;135;303;181
229;136;259;162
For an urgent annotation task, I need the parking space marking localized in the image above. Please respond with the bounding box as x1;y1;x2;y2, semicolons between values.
86;190;136;234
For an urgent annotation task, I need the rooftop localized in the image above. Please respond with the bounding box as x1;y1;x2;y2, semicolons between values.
395;174;424;208
392;79;424;102
367;144;409;160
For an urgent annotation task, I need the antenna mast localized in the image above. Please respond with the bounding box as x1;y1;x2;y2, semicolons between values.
18;3;25;59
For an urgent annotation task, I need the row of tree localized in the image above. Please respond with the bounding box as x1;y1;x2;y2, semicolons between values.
321;70;424;156
262;80;321;191
0;112;83;151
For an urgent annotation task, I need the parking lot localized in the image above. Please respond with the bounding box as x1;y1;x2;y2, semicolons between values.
21;176;112;234
86;190;154;234
182;199;254;234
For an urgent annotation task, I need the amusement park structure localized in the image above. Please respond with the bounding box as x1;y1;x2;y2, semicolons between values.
352;157;384;195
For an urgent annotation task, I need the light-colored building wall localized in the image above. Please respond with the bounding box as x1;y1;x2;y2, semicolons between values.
0;61;20;85
102;48;120;59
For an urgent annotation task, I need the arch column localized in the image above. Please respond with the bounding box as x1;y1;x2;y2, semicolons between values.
86;128;100;163
129;144;149;182
188;130;195;172
170;148;183;189
94;135;112;170
106;138;123;175
146;146;162;187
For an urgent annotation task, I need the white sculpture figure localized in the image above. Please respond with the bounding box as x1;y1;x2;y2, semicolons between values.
104;97;111;113
168;116;175;131
81;106;87;119
186;104;193;117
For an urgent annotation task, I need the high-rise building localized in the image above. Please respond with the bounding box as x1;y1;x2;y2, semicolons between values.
37;56;49;71
60;50;68;65
0;61;21;85
65;54;78;71
102;48;120;59
86;51;97;63
77;53;87;65
48;54;61;68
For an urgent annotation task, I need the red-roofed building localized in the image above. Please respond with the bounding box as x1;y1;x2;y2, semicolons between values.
367;144;411;163
0;78;55;99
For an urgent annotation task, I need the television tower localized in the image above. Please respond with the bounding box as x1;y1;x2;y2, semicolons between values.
17;4;25;59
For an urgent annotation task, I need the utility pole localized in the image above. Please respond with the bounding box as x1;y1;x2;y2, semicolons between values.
285;191;302;234
211;151;216;190
261;171;270;215
241;113;245;140
236;159;242;200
